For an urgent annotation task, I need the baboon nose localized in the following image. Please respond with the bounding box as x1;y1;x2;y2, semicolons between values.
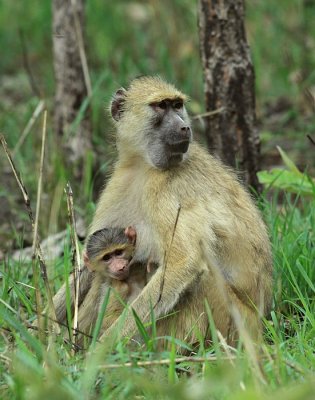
180;126;191;141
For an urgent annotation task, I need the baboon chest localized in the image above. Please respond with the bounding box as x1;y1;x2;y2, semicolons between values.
101;171;159;263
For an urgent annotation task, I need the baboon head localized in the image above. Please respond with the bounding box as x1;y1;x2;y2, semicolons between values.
110;76;192;169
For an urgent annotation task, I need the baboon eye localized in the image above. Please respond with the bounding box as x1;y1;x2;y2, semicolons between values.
102;253;111;262
173;101;183;110
114;249;123;256
157;100;167;110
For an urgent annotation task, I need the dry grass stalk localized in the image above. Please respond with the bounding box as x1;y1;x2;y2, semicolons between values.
1;133;44;335
1;117;59;340
1;135;34;216
65;182;82;351
217;330;236;362
13;99;45;156
34;111;60;336
230;304;267;386
99;354;237;370
216;331;247;390
70;0;92;97
33;110;47;252
156;204;181;305
32;113;46;339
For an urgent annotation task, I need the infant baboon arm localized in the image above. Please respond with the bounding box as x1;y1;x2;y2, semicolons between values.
75;273;103;347
100;280;129;333
53;265;93;324
99;221;205;341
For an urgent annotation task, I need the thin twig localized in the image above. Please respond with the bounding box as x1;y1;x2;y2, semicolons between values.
13;100;45;156
304;87;315;113
34;111;60;335
33;110;47;256
217;330;236;364
156;204;181;305
191;107;225;120
231;304;267;386
0;353;12;364
65;182;82;350
307;134;315;147
18;28;41;98
0;128;59;338
280;358;305;375
70;0;92;97
1;134;44;335
1;315;90;352
99;355;237;370
5;304;94;342
1;135;33;213
0;134;44;336
97;346;305;375
216;331;247;391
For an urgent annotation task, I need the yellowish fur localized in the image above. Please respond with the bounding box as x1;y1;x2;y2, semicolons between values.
52;77;272;350
75;275;130;347
89;77;272;347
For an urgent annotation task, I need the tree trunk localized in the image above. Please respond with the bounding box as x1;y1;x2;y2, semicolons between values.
198;0;261;192
52;0;92;176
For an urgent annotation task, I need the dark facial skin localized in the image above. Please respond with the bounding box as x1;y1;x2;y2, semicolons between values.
146;98;192;169
110;86;192;170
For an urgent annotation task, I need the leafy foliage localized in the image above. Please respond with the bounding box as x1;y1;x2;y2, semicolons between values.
258;146;315;197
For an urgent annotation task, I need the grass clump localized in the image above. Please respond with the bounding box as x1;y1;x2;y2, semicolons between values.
1;189;315;400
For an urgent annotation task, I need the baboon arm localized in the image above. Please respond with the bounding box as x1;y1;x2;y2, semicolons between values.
53;266;93;323
99;246;204;341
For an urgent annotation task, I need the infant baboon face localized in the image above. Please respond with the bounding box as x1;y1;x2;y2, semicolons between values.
84;226;137;280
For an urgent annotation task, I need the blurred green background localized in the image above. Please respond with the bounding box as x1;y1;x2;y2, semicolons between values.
1;0;314;151
0;0;315;238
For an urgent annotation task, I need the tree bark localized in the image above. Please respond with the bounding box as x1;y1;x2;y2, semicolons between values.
198;0;261;192
52;0;92;176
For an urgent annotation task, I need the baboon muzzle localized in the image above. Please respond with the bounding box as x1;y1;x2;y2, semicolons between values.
167;140;190;154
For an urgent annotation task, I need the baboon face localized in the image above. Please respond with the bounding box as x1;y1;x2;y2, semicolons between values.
145;98;192;169
84;227;137;280
110;77;193;170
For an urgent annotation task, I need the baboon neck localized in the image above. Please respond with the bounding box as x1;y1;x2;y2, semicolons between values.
116;142;147;169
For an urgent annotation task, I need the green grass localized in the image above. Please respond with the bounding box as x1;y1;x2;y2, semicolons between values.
1;0;315;398
1;192;314;399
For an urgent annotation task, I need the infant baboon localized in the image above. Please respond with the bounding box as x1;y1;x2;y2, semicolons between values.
77;226;154;345
84;226;137;281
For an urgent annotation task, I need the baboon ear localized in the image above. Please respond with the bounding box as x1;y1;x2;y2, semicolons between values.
124;226;137;245
111;88;127;121
83;251;93;271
